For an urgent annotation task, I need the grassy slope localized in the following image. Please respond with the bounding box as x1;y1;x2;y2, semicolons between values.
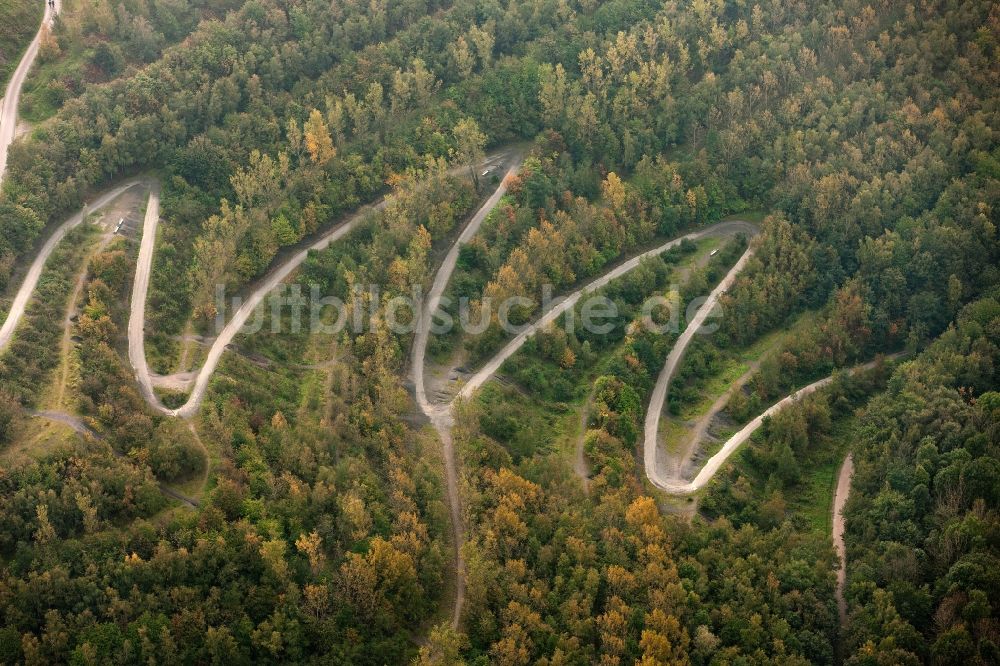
788;415;855;534
0;0;41;91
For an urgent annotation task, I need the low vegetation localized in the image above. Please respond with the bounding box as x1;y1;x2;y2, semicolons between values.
0;225;96;406
0;0;40;90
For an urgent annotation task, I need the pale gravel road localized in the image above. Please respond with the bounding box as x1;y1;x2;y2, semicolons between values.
1;151;514;421
0;181;387;418
458;220;758;402
412;151;522;412
128;182;162;412
0;179;146;352
648;358;892;494
642;240;756;492
409;151;522;629
139;191;391;418
0;0;59;184
157;151;514;418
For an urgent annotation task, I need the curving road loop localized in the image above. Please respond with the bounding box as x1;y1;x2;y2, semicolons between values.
0;0;59;184
1;151;515;421
131;186;391;418
641;243;756;491
457;221;758;402
646;360;886;494
137;152;515;418
410;151;523;629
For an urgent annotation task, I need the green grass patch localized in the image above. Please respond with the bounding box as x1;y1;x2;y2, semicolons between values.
785;415;855;534
660;417;690;456
682;361;749;417
668;309;821;422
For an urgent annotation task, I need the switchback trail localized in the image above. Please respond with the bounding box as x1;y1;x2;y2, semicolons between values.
572;235;754;492
0;151;513;421
639;230;901;495
457;221;758;401
0;0;59;184
137;150;515;418
130;182;390;418
410;151;523;629
0;151;520;533
427;219;755;622
641;243;756;490
412;165;748;628
646;356;896;494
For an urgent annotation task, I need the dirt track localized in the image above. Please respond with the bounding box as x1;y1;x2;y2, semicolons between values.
409;151;523;629
647;358;890;494
0;0;58;183
459;221;759;401
832;453;853;626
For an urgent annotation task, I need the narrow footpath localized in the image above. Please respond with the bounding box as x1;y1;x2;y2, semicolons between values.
832;453;854;627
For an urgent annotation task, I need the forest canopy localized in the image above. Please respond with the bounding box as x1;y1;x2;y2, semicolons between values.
0;0;995;663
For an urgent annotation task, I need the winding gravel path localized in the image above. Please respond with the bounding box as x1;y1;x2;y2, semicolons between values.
0;0;59;184
0;8;881;636
0;179;147;352
2;150;514;430
410;151;522;629
458;221;757;401
3;149;514;421
408;160;754;627
642;242;757;491
647;355;895;494
133;187;391;418
140;151;515;418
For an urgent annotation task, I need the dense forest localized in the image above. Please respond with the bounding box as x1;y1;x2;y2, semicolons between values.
0;0;995;663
